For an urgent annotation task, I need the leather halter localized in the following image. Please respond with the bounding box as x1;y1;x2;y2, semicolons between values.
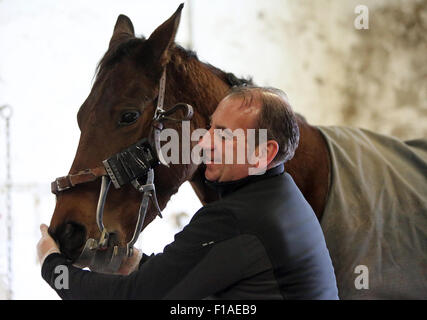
50;68;193;273
51;167;107;195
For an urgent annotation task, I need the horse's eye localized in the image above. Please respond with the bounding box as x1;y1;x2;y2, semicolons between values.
119;111;140;126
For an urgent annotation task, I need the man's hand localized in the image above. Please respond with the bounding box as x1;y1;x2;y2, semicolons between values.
37;224;60;266
116;248;143;275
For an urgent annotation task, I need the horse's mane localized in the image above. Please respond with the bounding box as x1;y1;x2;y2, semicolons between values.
94;36;252;89
173;44;253;87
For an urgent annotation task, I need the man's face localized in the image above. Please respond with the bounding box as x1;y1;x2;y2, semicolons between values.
198;95;261;182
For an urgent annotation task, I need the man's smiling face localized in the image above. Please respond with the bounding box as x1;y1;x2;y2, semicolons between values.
198;95;262;182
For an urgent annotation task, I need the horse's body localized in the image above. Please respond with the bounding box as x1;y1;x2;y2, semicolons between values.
317;126;427;298
49;6;427;299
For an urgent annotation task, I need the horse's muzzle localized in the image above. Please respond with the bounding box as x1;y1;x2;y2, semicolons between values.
51;222;86;262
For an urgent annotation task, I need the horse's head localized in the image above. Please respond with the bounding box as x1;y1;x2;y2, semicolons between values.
48;4;229;272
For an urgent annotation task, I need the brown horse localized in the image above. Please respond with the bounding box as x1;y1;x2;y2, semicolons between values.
49;6;427;299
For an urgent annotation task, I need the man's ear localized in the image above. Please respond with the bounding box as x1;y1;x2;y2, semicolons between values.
145;3;184;68
109;14;135;48
264;140;279;168
248;140;279;175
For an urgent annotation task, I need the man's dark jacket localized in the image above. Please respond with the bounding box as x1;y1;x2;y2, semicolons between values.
42;164;339;299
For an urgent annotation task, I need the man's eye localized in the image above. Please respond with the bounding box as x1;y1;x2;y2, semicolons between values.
119;111;140;126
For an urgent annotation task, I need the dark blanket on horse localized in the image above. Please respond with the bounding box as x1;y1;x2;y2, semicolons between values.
318;126;427;299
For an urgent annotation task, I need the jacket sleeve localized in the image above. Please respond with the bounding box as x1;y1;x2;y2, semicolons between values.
41;207;241;299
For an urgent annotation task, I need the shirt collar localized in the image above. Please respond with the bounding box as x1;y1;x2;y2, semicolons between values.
204;163;285;198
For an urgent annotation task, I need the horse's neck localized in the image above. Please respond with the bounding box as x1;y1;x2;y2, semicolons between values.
286;119;330;221
167;54;230;127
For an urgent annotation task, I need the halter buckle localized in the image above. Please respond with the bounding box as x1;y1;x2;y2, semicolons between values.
54;178;72;193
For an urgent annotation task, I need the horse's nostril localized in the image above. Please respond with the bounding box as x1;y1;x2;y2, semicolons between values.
55;222;87;260
64;223;74;238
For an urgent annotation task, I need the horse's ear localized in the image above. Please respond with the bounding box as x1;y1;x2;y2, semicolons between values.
145;3;184;68
109;14;135;48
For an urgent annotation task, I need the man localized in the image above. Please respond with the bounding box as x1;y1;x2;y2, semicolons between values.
38;85;339;299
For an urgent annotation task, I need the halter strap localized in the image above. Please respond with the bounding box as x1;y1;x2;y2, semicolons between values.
154;68;167;119
51;167;107;195
151;69;193;167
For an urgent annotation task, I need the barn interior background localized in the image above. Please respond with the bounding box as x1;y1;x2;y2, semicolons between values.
0;0;426;299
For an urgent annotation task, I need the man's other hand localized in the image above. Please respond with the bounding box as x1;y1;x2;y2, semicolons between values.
116;248;142;275
37;224;60;266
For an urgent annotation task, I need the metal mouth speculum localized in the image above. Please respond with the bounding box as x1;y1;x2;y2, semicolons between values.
74;168;163;273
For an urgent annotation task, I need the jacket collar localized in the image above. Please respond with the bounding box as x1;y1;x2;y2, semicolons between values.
204;164;285;198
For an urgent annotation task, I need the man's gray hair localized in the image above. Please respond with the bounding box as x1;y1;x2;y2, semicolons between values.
226;85;300;165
